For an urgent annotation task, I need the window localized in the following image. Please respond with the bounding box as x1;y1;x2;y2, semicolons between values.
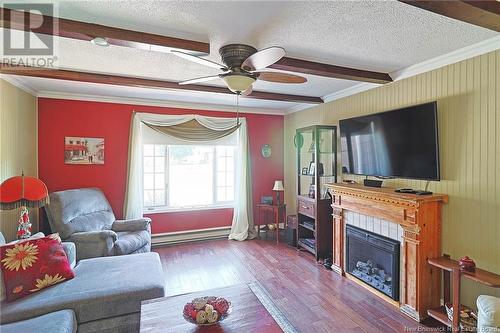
143;144;236;211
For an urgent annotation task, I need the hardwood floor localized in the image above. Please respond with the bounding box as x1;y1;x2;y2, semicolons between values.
154;238;440;333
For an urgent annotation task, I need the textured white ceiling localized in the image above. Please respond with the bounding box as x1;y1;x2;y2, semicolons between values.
5;0;498;111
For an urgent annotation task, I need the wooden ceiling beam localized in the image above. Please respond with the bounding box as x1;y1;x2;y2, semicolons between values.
1;7;394;84
399;1;500;32
269;57;393;84
0;7;210;54
0;65;323;104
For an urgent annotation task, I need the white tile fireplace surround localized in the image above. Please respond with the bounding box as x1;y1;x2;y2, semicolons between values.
344;211;404;243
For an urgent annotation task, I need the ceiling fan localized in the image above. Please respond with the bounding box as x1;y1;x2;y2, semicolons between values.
172;44;307;95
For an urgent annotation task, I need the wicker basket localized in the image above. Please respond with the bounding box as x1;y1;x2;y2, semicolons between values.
183;296;232;326
444;303;477;331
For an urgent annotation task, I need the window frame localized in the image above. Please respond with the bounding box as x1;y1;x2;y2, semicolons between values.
142;144;236;214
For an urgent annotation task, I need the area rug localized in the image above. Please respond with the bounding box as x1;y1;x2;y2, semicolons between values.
248;281;299;333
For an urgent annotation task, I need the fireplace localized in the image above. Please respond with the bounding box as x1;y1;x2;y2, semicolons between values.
346;224;400;300
328;184;447;321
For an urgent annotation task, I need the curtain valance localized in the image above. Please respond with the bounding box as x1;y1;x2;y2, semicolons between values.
145;119;239;143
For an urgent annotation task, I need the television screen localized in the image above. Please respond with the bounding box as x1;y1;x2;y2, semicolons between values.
339;102;439;180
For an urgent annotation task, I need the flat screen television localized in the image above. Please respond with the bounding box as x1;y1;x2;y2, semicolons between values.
339;102;440;180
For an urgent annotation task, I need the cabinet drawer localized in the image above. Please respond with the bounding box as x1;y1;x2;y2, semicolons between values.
298;199;315;218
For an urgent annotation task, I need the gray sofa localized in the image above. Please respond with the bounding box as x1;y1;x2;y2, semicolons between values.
45;188;152;260
0;310;77;333
0;234;165;333
477;295;500;332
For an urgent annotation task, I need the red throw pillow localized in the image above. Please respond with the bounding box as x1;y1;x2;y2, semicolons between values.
0;236;74;302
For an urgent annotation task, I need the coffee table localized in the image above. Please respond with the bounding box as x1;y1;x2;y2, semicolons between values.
140;282;297;333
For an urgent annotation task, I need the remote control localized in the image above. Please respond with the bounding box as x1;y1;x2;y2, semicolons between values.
395;188;416;193
415;190;433;195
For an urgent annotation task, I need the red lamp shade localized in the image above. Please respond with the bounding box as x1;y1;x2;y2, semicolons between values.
0;175;49;210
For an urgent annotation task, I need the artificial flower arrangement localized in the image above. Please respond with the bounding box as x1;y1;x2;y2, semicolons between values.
183;296;231;326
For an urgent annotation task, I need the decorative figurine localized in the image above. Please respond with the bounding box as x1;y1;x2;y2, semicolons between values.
16;206;32;239
458;256;476;272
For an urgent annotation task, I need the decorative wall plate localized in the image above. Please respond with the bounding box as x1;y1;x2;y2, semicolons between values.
261;144;272;158
293;133;304;148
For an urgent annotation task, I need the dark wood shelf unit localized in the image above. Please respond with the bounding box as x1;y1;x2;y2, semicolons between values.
298;222;315;232
427;255;500;331
295;124;337;261
297;238;316;255
297;197;333;260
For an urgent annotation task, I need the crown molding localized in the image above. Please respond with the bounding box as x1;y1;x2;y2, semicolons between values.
0;74;37;96
34;91;286;116
390;35;500;81
1;74;288;116
322;82;381;104
284;103;316;115
319;35;500;105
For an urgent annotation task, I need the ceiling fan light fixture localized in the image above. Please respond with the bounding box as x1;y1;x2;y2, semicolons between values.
222;74;256;94
91;37;109;47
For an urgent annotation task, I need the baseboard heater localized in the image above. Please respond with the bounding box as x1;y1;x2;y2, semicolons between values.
151;226;231;247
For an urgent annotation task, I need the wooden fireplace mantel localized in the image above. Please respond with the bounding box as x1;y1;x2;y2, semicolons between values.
325;183;448;322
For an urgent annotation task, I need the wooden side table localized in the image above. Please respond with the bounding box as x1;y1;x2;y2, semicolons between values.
427;255;500;331
256;204;286;244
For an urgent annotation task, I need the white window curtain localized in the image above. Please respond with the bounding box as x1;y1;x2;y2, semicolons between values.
123;112;256;241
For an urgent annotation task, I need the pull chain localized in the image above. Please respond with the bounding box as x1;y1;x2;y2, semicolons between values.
236;93;240;126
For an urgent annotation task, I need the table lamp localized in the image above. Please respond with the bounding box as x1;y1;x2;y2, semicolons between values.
0;173;49;239
272;180;284;206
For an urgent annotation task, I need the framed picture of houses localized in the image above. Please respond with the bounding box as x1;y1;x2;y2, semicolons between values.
64;137;104;164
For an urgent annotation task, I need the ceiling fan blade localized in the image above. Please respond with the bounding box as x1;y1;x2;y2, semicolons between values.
178;75;221;85
256;71;307;84
241;86;252;96
241;47;285;71
171;50;227;71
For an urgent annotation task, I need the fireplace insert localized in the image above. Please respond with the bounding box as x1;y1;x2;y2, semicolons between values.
346;225;400;300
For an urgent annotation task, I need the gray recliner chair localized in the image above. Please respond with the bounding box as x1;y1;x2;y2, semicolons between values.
45;188;151;260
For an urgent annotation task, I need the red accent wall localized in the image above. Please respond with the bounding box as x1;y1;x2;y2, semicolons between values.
38;98;284;234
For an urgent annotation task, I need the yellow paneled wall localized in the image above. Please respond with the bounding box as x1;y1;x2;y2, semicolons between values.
0;79;38;241
284;50;500;307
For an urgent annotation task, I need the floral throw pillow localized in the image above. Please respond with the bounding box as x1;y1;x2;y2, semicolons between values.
0;236;74;302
